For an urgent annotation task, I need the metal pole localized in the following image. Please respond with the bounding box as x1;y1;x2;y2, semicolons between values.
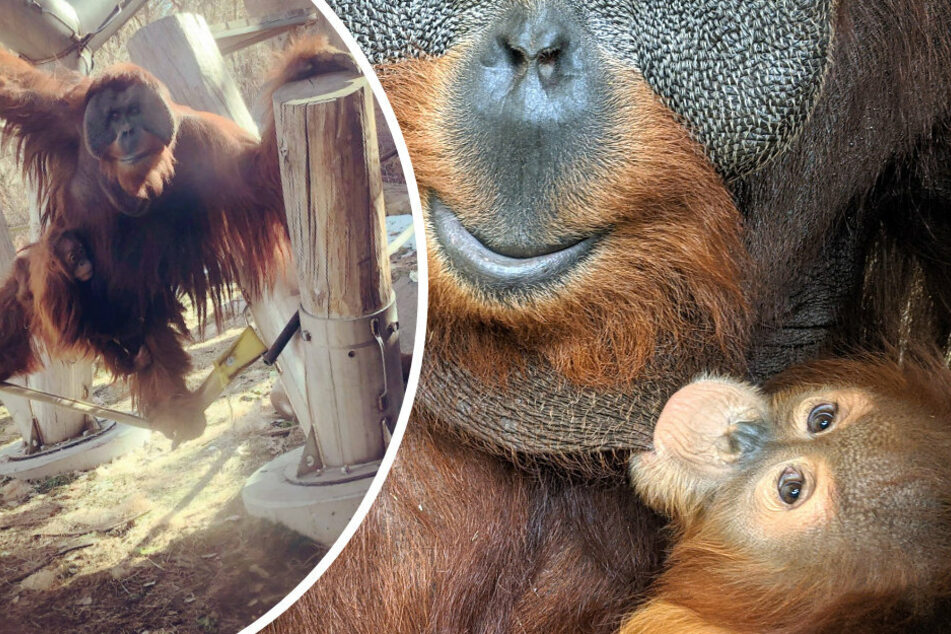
0;381;150;429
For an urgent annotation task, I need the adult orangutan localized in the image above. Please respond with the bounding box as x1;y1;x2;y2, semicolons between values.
0;39;356;442
626;352;951;633
269;1;951;632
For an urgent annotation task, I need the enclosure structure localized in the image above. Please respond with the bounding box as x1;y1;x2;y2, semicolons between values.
0;0;410;547
242;65;405;542
123;9;406;544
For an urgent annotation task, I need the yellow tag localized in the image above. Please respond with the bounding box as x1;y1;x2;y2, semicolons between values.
195;327;268;410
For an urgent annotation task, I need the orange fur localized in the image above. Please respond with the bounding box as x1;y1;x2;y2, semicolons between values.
625;353;951;633
379;53;748;389
100;139;176;200
27;231;88;360
266;420;665;634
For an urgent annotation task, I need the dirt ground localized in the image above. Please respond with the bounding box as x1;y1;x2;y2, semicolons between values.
0;248;418;634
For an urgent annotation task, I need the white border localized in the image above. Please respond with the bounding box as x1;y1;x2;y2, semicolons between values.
240;1;428;631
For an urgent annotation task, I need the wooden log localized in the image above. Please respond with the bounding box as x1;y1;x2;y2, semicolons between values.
211;10;316;56
245;0;312;17
278;75;390;317
274;71;402;468
127;14;310;430
128;14;258;134
0;210;16;264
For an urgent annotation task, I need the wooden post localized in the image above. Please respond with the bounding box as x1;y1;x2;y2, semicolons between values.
128;14;257;133
244;0;312;17
0;212;15;264
127;14;311;430
273;71;402;469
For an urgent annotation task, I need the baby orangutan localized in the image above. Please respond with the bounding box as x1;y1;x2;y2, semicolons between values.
39;229;152;375
0;230;92;379
50;230;93;283
625;354;951;633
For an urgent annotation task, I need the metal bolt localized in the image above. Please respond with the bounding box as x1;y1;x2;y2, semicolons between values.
341;464;352;474
301;330;312;342
305;455;315;467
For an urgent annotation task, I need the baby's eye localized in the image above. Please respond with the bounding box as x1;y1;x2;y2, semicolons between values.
806;403;836;434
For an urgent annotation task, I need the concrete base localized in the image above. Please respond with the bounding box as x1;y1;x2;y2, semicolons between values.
242;446;377;545
0;421;151;481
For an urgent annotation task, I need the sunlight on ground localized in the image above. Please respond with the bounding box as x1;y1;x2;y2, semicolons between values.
0;246;417;632
0;311;313;631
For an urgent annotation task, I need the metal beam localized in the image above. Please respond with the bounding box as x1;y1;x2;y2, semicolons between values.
0;381;150;429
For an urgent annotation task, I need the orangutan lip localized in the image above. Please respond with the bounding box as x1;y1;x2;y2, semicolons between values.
431;196;598;293
120;151;154;165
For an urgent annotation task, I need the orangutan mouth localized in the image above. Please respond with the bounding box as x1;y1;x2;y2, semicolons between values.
430;196;599;295
120;150;157;165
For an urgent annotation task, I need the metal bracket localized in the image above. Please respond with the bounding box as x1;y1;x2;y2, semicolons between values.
370;315;399;412
8;420;117;461
299;297;398;350
300;296;399;417
296;426;325;478
194;326;268;410
295;295;402;470
26;416;45;455
285;459;380;487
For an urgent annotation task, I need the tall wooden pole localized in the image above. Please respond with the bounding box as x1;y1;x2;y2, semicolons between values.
273;71;401;471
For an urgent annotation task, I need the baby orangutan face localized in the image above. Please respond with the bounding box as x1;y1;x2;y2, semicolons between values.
628;357;951;632
52;231;93;282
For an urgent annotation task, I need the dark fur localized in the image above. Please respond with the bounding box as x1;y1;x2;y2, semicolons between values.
48;230;91;282
740;1;951;372
274;421;666;634
0;254;37;378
